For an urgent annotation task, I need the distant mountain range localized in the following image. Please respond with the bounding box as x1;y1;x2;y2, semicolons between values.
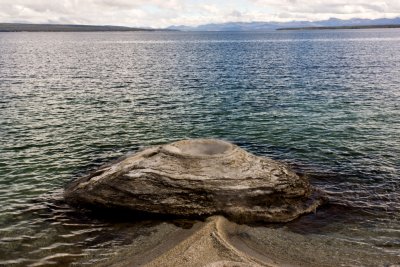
1;17;400;32
167;17;400;31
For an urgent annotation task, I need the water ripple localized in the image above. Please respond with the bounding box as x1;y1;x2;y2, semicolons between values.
1;30;400;265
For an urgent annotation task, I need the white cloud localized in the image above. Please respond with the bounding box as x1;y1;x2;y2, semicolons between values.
250;0;400;20
0;0;399;27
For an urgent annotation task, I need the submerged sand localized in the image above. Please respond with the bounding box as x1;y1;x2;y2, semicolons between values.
95;216;400;267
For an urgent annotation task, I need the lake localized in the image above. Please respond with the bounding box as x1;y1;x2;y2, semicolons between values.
0;30;399;266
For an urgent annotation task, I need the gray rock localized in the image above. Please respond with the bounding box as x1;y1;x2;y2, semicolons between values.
64;139;326;223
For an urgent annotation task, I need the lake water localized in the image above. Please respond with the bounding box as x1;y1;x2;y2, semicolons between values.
0;30;399;266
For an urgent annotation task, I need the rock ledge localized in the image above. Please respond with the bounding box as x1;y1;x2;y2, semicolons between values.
65;139;326;222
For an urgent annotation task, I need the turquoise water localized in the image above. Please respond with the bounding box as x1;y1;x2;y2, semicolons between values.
0;30;399;265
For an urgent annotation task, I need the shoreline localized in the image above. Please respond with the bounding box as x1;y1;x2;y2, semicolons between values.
94;215;400;267
100;216;270;267
0;23;176;32
277;24;400;30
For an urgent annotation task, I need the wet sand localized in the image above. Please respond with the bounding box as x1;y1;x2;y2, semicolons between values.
96;216;400;267
100;216;265;267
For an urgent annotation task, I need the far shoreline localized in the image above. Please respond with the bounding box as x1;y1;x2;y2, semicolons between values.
0;23;177;32
277;24;400;31
2;22;400;33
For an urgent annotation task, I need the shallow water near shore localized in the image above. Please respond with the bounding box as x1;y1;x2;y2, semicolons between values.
0;30;400;266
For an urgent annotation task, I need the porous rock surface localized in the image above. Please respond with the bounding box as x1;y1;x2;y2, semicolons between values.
64;139;326;222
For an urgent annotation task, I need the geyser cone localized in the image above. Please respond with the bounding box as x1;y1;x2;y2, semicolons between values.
65;139;326;223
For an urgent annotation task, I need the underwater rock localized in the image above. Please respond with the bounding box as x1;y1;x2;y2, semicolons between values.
64;139;326;223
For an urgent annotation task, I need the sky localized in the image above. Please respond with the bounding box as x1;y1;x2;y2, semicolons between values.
0;0;400;28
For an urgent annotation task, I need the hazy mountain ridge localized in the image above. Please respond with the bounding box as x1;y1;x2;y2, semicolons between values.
2;17;400;32
168;17;400;31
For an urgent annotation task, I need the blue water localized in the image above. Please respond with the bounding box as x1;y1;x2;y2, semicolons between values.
0;30;399;265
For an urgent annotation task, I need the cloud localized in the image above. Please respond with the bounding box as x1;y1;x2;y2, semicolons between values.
250;0;400;20
0;0;399;27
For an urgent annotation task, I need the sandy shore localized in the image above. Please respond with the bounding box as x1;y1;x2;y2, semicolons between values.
144;216;267;267
96;216;400;267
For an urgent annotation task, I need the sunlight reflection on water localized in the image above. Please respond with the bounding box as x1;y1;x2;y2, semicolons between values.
0;30;399;265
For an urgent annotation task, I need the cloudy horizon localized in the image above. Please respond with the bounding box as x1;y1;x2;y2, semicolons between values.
1;0;400;28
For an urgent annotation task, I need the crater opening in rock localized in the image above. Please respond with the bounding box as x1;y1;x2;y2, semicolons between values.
172;139;232;156
65;139;327;223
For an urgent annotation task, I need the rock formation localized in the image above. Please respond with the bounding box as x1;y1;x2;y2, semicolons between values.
64;139;326;223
